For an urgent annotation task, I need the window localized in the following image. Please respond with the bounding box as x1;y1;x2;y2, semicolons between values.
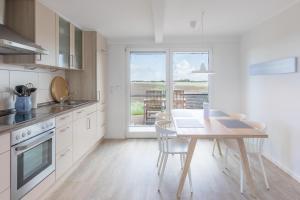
129;52;167;126
128;49;210;135
172;52;209;109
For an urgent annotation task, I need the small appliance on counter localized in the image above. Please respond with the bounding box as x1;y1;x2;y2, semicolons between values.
14;83;37;113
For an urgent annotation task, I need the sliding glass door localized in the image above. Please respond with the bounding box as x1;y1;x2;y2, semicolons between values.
128;49;210;135
129;51;167;128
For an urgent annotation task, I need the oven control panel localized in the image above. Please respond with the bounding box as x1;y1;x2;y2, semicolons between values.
11;118;55;146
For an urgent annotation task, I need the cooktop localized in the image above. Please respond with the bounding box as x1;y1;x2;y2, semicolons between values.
0;110;49;126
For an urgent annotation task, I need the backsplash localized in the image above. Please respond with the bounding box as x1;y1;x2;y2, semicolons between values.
0;62;65;110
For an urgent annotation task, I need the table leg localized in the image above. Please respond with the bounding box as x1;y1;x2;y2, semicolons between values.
176;137;197;198
237;138;258;198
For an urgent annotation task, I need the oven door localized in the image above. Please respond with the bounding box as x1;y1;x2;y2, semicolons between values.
11;129;55;200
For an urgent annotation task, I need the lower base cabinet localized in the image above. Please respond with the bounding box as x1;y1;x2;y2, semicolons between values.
73;116;87;162
56;147;73;180
0;151;10;196
0;189;9;200
73;105;98;163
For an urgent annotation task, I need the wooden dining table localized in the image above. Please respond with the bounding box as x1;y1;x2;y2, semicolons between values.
171;109;268;198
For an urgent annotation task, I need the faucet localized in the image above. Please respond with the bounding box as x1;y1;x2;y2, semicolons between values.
59;95;70;105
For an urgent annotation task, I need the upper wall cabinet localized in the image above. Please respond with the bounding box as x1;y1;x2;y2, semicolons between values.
57;17;70;68
57;17;83;69
66;32;107;101
74;27;83;69
4;0;57;67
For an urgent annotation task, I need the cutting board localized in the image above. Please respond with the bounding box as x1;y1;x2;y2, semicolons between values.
51;76;69;102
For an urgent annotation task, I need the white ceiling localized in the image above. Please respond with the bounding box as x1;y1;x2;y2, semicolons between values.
40;0;300;42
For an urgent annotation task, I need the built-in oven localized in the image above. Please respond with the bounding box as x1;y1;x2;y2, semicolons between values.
11;118;55;200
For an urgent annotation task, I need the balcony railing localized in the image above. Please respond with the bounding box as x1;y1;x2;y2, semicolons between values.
130;92;208;125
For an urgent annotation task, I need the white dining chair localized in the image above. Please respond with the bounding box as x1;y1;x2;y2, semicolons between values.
155;120;193;193
212;113;247;156
155;112;176;174
223;120;269;193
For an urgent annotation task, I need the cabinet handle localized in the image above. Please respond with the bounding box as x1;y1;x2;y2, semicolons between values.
36;54;42;61
86;118;91;129
70;54;74;67
97;91;100;101
60;148;71;158
60;126;70;133
59;116;67;120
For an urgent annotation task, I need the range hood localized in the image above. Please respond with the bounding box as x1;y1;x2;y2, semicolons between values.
0;0;48;55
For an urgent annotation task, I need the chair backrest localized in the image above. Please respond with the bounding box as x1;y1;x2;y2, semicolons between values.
173;90;185;109
230;113;247;120
243;120;267;153
146;90;164;99
155;120;176;152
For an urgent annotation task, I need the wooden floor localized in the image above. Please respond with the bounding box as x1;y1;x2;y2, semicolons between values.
47;139;300;200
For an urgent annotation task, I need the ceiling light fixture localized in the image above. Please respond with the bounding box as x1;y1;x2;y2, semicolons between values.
192;11;215;75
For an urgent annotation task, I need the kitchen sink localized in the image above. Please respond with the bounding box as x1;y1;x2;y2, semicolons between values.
53;100;90;108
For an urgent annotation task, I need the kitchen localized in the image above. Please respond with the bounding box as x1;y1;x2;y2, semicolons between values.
1;0;300;200
0;0;106;199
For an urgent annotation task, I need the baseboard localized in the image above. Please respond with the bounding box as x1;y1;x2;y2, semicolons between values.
263;153;300;183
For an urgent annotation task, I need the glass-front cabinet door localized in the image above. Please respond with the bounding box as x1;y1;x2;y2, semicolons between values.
74;27;83;69
58;17;70;68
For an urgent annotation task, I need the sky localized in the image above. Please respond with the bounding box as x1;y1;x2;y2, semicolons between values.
130;52;209;82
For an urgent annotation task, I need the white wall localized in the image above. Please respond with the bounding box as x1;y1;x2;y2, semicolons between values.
106;37;242;138
0;59;65;110
241;3;300;182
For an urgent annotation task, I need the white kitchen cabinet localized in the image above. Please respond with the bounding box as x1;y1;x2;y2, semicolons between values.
0;133;10;154
0;188;9;200
0;133;10;197
55;112;73;129
55;114;74;181
56;147;73;180
56;123;73;154
96;104;105;140
73;116;87;162
73;105;98;162
86;111;97;146
0;151;10;194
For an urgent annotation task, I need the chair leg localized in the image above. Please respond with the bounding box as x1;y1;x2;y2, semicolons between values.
157;151;162;167
258;154;270;190
212;139;217;156
158;154;168;192
158;153;165;175
223;147;229;172
217;140;223;156
240;160;244;194
180;154;183;170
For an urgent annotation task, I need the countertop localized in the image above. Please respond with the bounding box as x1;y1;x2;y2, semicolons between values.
0;100;98;134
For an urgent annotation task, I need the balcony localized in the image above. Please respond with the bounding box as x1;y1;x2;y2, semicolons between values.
130;81;208;126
